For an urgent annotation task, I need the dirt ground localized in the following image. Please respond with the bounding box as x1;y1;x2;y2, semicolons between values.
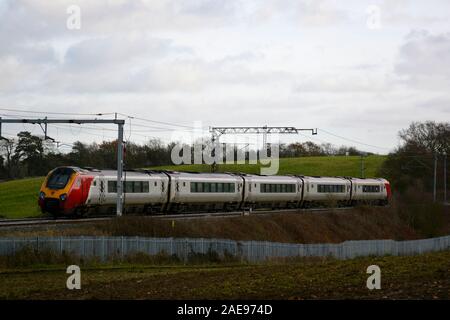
1;250;448;300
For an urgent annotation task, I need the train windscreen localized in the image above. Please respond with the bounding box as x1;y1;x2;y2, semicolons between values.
46;168;75;190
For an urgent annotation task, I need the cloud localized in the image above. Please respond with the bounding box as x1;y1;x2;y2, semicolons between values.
1;1;450;152
293;71;392;93
395;30;450;90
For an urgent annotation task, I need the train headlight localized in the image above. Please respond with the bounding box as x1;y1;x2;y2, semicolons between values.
60;193;67;201
39;192;45;200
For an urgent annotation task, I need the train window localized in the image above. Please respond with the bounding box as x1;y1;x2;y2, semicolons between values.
154;182;157;187
107;181;150;193
125;181;134;193
260;183;296;193
362;185;380;193
190;182;235;193
46;168;74;190
93;181;97;186
317;184;345;193
108;181;117;193
183;182;186;187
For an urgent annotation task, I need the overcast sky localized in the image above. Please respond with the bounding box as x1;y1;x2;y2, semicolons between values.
0;0;449;154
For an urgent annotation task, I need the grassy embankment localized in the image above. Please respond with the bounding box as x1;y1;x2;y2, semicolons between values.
0;177;43;219
150;155;386;177
0;155;386;219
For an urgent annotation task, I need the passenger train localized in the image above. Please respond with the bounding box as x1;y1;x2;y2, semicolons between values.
38;167;392;217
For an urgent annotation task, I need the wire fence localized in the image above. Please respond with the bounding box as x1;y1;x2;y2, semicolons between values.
0;235;449;262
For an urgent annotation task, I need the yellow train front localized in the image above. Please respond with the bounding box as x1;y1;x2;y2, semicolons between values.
38;167;94;216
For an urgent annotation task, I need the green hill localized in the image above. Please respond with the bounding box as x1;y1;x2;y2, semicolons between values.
0;177;44;219
151;155;386;177
0;155;386;219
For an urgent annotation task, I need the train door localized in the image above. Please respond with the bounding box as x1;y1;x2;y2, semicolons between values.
98;175;106;205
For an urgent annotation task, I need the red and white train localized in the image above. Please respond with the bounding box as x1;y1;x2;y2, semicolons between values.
39;167;392;216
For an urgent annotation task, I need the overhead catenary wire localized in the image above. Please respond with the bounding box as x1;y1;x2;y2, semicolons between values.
0;107;115;117
0;108;397;152
319;128;390;151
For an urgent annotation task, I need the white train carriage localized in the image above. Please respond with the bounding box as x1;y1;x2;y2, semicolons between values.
242;175;302;209
86;170;169;214
302;176;352;206
166;172;244;212
350;178;389;205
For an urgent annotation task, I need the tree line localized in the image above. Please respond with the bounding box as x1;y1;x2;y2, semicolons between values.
2;120;447;196
0;132;370;180
378;121;449;195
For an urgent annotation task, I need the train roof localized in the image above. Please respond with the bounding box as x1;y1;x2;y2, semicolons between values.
167;171;239;179
349;177;388;183
301;176;350;182
66;167;168;177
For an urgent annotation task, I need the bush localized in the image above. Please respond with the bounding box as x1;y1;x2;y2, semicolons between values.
394;183;445;237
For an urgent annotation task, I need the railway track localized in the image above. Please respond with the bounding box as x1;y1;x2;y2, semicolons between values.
0;207;354;228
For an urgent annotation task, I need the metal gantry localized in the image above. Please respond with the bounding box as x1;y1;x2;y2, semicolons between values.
0;117;126;216
209;125;317;172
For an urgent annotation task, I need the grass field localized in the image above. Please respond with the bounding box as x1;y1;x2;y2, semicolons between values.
151;155;386;177
0;177;44;219
0;250;448;299
0;155;386;219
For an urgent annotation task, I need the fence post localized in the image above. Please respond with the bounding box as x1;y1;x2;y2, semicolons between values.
60;236;63;254
121;236;124;259
36;236;39;253
184;239;187;264
82;236;86;258
102;237;106;262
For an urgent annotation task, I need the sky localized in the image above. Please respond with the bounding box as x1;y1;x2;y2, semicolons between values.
0;0;449;154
